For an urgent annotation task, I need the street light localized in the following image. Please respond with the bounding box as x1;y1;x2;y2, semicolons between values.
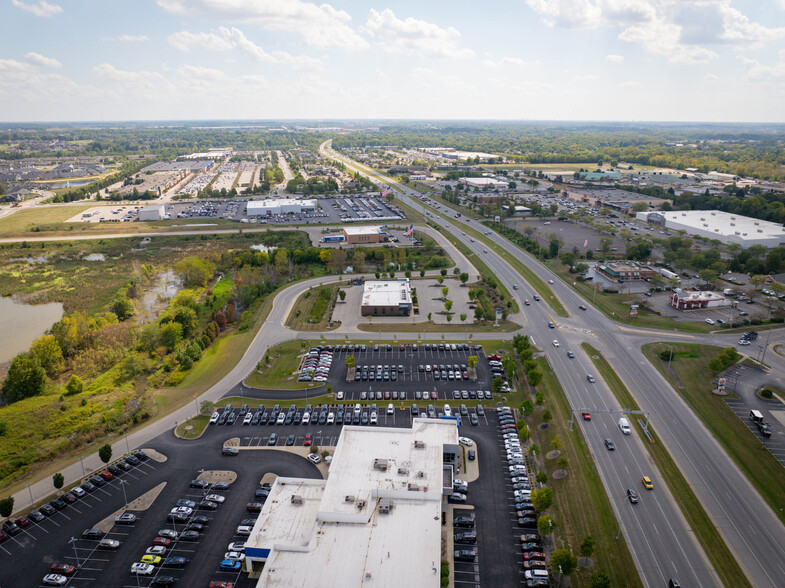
122;434;130;454
25;483;34;507
78;456;86;478
69;537;80;568
119;479;129;508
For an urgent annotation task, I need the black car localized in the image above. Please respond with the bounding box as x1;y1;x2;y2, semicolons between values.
108;465;122;476
454;531;477;544
453;515;475;528
255;489;270;500
125;455;140;466
604;439;615;451
50;498;66;510
90;475;106;487
627;489;639;504
180;531;200;541
39;504;56;516
454;548;478;562
184;522;204;533
212;482;230;492
192;515;209;525
81;481;97;493
82;528;104;540
2;521;20;536
189;480;209;489
198;501;218;510
28;510;45;523
168;513;188;523
134;451;148;461
152;576;176;586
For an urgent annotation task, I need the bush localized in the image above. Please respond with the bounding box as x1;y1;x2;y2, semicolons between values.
165;371;187;387
98;443;112;464
0;496;13;518
761;388;773;399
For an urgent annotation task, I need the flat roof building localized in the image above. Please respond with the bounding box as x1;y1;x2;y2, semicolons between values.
459;177;509;189
244;419;460;587
342;226;389;244
247;198;317;216
596;261;658;282
361;278;412;316
138;205;165;221
637;210;785;249
669;290;731;310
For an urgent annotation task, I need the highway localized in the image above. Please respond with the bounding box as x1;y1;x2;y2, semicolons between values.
321;141;785;587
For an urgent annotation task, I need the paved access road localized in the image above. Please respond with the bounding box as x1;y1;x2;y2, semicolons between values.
322;141;785;587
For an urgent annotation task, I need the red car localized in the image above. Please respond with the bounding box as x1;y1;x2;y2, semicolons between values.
209;582;234;588
304;434;312;447
50;563;76;575
99;470;113;481
523;551;545;561
0;531;8;544
14;516;30;528
524;300;531;305
153;537;172;547
582;412;591;421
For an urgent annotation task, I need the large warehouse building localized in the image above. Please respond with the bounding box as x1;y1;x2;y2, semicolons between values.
246;198;317;216
243;419;460;587
138;205;165;221
361;278;413;316
637;210;785;249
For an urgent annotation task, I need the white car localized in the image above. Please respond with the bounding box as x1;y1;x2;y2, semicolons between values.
130;563;154;575
146;545;166;556
738;339;750;346
236;525;253;536
307;453;322;464
42;575;68;587
227;541;246;552
205;494;225;503
170;506;193;516
242;413;253;425
552;340;560;347
209;412;219;424
705;318;715;325
458;437;474;447
224;551;245;561
302;413;311;425
336;391;344;400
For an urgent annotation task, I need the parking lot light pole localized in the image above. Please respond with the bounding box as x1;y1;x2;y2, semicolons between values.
69;537;80;568
119;479;129;509
122;434;130;454
78;456;86;478
25;483;34;507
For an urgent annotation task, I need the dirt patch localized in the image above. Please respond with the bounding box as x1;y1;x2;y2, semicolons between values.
578;556;594;568
545;450;561;460
196;470;237;485
139;448;167;463
552;469;568;479
96;481;166;533
538;423;550;430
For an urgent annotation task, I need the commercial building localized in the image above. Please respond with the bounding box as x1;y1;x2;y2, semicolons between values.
138;205;165;221
246;198;317;216
636;210;785;249
342;226;389;244
595;261;658;282
361;278;412;316
459;177;509;189
669;290;731;310
244;419;460;587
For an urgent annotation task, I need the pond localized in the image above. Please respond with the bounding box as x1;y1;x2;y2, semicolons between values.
84;253;106;261
34;179;92;189
0;297;64;364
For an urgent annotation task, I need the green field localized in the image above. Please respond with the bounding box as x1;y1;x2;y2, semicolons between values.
642;342;785;525
583;343;751;588
245;340;317;390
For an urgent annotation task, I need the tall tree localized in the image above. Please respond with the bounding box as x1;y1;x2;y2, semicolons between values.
1;354;46;402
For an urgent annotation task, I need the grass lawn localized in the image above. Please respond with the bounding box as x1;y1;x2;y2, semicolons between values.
642;342;785;526
245;340;316;390
175;415;209;439
582;343;751;588
532;358;642;587
284;284;341;331
0;205;93;236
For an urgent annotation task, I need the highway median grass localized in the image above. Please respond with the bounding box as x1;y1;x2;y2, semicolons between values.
582;343;751;588
533;357;643;587
642;342;785;526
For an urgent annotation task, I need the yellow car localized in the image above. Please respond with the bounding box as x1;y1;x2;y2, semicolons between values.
641;476;654;490
140;555;161;565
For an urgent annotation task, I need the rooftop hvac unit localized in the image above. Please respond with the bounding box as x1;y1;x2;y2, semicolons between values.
357;500;366;509
417;471;425;478
373;458;389;471
379;499;392;514
345;495;356;503
291;495;304;505
758;229;763;233
711;212;716;215
731;216;736;220
414;440;425;448
700;217;705;221
755;222;760;225
398;467;409;475
703;224;708;227
408;483;421;492
735;231;740;235
731;223;735;226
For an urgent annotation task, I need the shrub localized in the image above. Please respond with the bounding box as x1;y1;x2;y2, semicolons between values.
761;388;773;399
165;371;187;387
98;443;112;464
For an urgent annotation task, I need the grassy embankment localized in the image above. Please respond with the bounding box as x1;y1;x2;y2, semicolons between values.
284;284;341;332
532;358;642;587
582;343;751;588
642;342;785;525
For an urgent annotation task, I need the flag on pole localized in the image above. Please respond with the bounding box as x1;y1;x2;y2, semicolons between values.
381;186;392;197
583;239;588;248
405;224;414;237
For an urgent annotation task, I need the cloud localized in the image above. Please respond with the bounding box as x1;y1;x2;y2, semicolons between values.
93;63;169;93
11;0;62;17
738;50;785;81
703;73;720;82
617;80;641;88
0;58;79;103
525;0;784;65
168;27;321;69
363;8;474;59
25;52;62;68
605;54;624;62
157;0;367;50
482;57;533;68
575;74;599;80
116;35;149;42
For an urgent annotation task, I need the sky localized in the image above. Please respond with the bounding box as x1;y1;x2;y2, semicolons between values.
2;0;785;122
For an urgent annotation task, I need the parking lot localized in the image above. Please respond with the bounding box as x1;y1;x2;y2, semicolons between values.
0;436;321;588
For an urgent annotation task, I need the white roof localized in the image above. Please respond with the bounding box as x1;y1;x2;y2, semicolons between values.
247;198;316;209
343;226;383;236
361;280;411;307
660;210;785;240
250;419;458;588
